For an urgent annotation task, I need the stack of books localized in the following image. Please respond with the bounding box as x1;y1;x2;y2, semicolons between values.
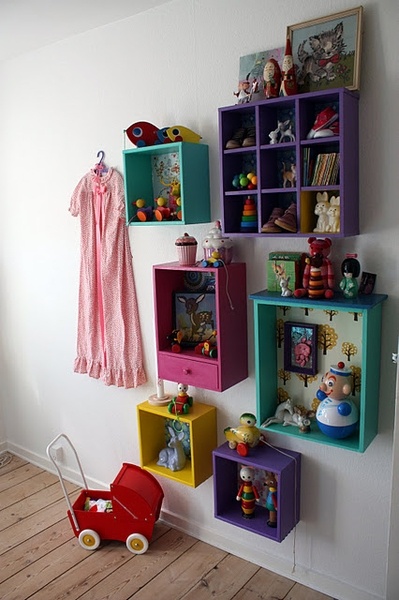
310;152;340;186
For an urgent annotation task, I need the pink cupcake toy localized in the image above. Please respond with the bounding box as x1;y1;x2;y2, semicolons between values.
175;233;198;266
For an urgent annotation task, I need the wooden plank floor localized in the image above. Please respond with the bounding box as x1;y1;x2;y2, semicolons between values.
0;452;335;600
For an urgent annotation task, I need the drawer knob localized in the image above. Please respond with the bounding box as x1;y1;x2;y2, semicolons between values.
183;368;191;375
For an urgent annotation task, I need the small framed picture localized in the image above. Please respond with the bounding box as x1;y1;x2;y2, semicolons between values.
287;6;363;93
284;322;318;375
359;272;376;295
174;292;216;347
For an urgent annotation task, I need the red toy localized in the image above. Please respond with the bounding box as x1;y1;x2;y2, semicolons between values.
294;237;335;299
195;340;217;358
168;383;193;414
263;58;281;99
280;38;298;96
47;434;163;554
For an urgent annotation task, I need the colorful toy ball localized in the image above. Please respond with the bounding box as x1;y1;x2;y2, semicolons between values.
232;172;257;190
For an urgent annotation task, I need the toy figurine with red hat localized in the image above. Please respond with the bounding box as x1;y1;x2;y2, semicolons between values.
263;58;281;99
280;38;298;96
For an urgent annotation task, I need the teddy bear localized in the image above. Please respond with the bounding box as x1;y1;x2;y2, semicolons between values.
294;237;335;299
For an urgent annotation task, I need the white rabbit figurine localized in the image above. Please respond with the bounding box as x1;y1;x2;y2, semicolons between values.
313;192;330;233
327;195;340;233
157;426;186;472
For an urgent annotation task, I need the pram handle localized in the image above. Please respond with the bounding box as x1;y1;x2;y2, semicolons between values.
46;433;88;532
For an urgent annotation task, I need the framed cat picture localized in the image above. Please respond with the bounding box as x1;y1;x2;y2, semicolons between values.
287;6;363;93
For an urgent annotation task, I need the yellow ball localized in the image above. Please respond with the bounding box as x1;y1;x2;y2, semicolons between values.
156;196;168;207
247;172;255;180
135;198;146;208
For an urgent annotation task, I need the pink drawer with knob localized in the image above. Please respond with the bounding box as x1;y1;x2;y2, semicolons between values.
158;352;219;390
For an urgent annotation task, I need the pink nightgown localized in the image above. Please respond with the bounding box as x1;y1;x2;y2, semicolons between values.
70;168;146;388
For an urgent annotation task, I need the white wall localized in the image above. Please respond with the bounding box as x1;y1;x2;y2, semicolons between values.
0;1;398;599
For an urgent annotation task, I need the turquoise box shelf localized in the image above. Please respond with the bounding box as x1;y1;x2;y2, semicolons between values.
123;142;210;226
249;291;388;453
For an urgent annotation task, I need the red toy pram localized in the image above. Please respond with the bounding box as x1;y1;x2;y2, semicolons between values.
47;434;164;553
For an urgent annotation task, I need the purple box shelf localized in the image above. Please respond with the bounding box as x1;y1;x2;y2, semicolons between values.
212;442;301;543
218;87;359;238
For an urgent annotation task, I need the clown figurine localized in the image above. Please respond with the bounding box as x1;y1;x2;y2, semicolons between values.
316;361;359;439
236;466;259;518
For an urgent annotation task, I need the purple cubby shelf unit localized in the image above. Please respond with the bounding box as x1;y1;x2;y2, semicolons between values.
218;87;359;238
212;442;301;543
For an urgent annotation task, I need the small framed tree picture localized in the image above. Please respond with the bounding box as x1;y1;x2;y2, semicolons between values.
284;322;318;375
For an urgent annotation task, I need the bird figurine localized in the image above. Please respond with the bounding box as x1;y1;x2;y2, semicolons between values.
165;125;202;143
125;121;164;147
224;413;263;456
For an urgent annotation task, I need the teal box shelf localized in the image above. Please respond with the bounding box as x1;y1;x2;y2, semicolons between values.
123;142;210;226
249;291;388;453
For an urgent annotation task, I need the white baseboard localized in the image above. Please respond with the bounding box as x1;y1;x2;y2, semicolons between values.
4;441;383;600
5;440;106;489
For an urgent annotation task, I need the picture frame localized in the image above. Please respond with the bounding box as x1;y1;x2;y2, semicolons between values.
174;291;216;347
284;322;318;375
287;6;363;93
358;272;376;295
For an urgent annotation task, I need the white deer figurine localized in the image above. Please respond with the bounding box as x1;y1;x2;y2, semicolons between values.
262;398;294;427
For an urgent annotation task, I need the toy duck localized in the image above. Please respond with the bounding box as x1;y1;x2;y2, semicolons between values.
224;413;262;456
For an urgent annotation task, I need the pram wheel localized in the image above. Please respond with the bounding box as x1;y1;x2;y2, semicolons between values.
126;533;149;554
79;529;101;550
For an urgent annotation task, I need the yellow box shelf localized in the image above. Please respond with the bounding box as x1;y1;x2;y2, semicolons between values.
137;400;217;488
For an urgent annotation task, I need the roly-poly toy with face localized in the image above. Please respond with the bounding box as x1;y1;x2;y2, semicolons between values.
316;361;359;439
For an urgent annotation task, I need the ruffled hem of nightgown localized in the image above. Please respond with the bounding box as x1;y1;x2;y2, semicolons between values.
74;357;147;389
